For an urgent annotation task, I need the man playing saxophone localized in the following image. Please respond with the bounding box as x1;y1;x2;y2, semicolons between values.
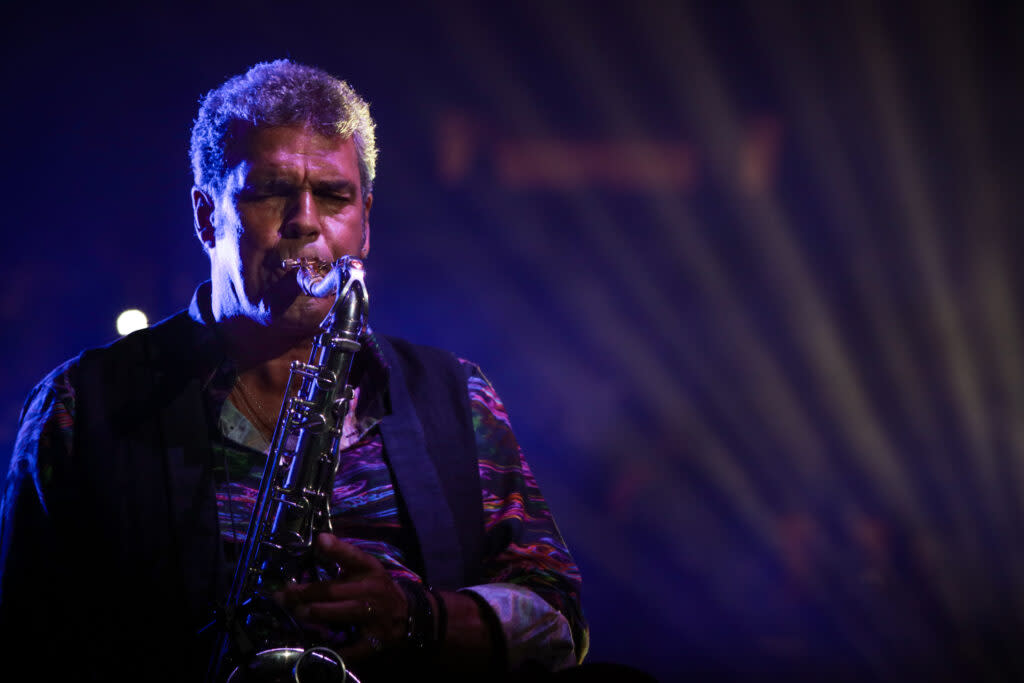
0;60;588;682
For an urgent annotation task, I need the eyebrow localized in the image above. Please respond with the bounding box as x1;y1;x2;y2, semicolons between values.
242;176;357;194
312;179;357;194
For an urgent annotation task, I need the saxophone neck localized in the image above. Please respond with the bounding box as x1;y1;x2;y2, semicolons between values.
281;256;370;337
320;257;369;338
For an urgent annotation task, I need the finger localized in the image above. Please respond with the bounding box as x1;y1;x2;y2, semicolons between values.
339;632;386;661
296;598;377;624
314;534;383;572
280;577;374;605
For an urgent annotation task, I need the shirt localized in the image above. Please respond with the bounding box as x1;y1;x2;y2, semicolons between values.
4;298;589;671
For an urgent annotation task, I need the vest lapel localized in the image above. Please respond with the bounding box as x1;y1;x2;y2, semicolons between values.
376;337;465;588
149;314;224;628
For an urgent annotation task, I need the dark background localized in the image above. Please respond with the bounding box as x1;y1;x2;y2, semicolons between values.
2;1;1022;680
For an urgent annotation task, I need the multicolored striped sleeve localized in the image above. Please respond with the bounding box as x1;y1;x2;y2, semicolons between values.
459;359;590;669
5;362;77;506
1;362;77;634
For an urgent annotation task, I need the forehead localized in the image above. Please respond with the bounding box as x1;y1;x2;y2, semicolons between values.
227;124;360;181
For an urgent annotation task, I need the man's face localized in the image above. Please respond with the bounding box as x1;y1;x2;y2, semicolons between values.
197;125;372;331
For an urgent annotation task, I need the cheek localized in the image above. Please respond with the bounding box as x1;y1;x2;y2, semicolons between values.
236;208;284;248
234;229;281;284
326;215;366;251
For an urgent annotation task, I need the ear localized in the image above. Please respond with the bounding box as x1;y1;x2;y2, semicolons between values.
192;187;217;251
360;193;373;258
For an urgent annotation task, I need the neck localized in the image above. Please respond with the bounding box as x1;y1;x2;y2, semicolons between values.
219;315;317;392
208;275;324;389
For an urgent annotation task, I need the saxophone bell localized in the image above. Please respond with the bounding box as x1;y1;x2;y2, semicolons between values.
225;646;353;683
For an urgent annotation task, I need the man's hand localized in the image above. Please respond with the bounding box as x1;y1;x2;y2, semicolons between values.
278;533;409;661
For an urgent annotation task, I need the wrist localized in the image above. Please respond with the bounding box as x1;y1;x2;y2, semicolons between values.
396;579;443;659
457;588;508;671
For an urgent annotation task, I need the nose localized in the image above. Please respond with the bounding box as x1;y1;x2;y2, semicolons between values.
282;189;320;238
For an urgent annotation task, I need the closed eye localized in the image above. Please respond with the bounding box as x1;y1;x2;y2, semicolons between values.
314;180;357;199
238;181;295;201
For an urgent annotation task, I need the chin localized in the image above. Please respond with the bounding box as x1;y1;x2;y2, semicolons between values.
275;295;333;331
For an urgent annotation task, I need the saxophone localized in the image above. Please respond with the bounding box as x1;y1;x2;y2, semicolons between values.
208;255;369;683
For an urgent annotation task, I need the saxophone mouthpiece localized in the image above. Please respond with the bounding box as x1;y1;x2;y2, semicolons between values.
281;257;331;297
284;256;365;299
281;257;333;276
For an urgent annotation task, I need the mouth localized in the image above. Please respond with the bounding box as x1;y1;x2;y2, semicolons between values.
280;256;333;279
267;253;325;275
267;254;337;301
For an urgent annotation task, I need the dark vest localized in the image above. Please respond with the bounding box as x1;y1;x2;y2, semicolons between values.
44;311;482;681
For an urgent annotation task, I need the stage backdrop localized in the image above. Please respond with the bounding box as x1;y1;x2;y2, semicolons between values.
2;1;1022;680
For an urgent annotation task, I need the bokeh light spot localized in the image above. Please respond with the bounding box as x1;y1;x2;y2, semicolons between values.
116;309;148;336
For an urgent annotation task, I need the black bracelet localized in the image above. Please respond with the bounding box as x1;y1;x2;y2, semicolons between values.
398;580;435;655
426;586;448;653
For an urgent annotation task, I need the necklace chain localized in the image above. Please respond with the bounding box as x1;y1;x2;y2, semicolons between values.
233;375;277;438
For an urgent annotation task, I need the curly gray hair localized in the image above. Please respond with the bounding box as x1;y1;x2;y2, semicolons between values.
190;59;377;200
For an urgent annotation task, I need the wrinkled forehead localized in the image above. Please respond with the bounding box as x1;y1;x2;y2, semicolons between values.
223;123;360;185
223;121;352;166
